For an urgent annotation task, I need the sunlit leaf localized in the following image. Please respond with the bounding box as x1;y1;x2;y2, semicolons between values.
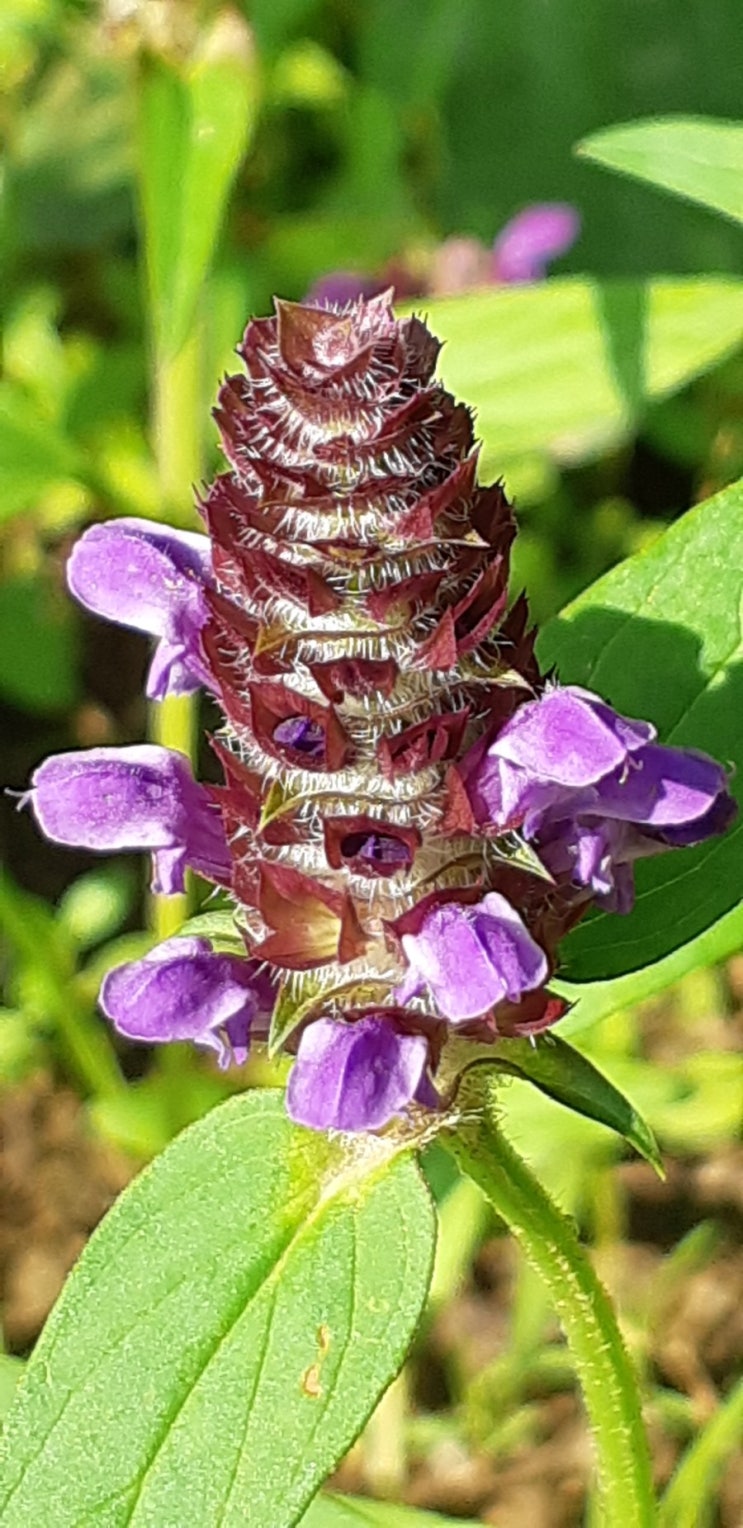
302;1495;473;1527
455;1033;661;1172
137;14;257;357
0;1092;435;1528
538;477;743;981
578;117;743;226
407;279;743;484
557;900;743;1038
0;386;84;522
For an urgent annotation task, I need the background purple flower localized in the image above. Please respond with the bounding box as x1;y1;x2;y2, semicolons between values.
395;891;548;1023
28;745;231;894
305;202;580;308
286;1015;433;1132
490;203;581;284
100;937;274;1066
67;518;214;699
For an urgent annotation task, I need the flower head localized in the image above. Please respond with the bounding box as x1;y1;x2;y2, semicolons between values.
306;202;580;308
26;295;736;1133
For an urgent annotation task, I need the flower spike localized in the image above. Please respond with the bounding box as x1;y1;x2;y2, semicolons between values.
27;294;736;1132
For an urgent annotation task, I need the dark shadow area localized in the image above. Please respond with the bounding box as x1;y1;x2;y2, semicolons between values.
596;280;649;419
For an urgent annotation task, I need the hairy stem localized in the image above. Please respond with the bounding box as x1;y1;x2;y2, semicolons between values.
443;1067;657;1528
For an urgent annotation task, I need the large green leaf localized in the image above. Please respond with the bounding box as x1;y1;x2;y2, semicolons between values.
410;278;743;486
578;117;743;226
0;1092;435;1527
137;16;257;358
538;478;743;981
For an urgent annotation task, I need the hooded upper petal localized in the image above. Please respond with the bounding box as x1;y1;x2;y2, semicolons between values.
491;203;580;284
466;686;656;831
28;745;231;893
67;518;214;699
286;1014;431;1132
99;937;274;1065
396;891;548;1023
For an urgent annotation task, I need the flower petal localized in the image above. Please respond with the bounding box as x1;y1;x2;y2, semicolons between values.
28;745;231;893
397;893;548;1023
99;937;273;1064
67;519;214;699
593;743;733;829
465;686;657;829
286;1015;430;1132
491;203;580;284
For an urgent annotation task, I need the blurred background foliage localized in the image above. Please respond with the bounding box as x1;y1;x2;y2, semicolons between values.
1;4;743;1520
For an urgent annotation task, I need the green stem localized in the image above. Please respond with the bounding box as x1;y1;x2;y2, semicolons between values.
152;331;203;524
148;691;199;943
444;1067;657;1528
148;331;204;942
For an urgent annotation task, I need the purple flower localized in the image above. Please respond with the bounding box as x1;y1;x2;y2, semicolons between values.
305;271;389;308
100;937;274;1066
67;518;214;699
306;203;580;308
286;1014;435;1132
28;745;231;894
463;686;736;910
490;203;580;285
395;892;549;1023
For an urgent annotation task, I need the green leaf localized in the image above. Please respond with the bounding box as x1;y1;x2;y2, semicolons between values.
557;900;743;1039
0;1092;435;1528
0;1357;24;1427
301;1495;472;1527
659;1374;743;1528
137;15;257;358
57;865;135;953
578;117;743;226
0;385;83;521
538;477;743;980
454;1033;661;1173
406;279;743;484
0;573;80;713
176;906;246;955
